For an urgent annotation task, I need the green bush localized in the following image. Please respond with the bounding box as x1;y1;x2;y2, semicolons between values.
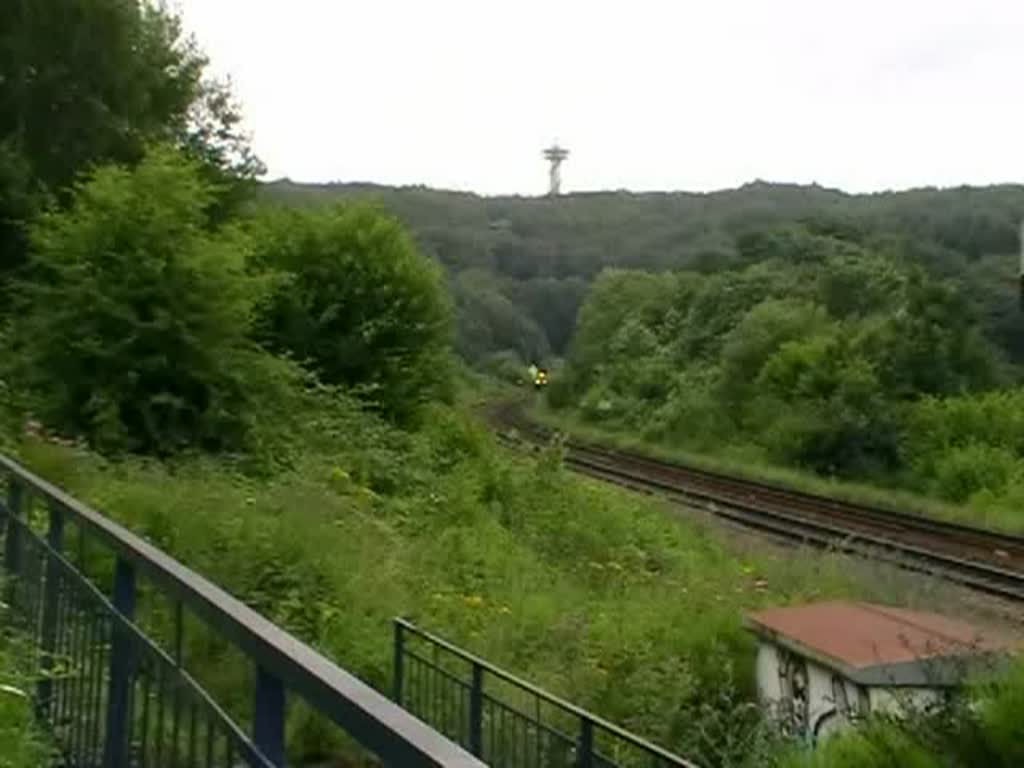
0;602;55;767
251;204;454;421
930;443;1019;503
481;350;530;386
10;146;278;455
778;720;938;768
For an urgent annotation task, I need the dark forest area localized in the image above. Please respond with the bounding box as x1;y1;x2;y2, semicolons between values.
264;179;1024;369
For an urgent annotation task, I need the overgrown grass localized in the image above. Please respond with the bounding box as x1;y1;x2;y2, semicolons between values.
529;400;1024;534
8;392;898;768
0;601;54;768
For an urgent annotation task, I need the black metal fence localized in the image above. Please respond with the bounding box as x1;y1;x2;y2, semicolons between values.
0;454;485;768
393;619;700;768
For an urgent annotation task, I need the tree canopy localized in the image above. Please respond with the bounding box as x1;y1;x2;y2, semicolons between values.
264;180;1024;369
251;205;454;421
12;147;277;453
0;0;261;286
555;224;1003;478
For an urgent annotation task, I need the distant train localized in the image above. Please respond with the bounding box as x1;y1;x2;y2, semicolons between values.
527;364;549;390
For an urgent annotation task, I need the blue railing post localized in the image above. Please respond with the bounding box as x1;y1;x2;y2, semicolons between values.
393;620;405;705
3;479;24;612
254;665;286;766
3;477;23;575
37;501;64;714
469;661;484;757
103;558;137;768
577;717;594;768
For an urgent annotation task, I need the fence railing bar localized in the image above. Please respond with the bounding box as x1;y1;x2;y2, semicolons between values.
404;650;473;690
1;456;485;768
396;618;701;768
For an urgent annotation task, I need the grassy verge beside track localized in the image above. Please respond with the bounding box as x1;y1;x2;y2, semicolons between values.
527;400;1020;534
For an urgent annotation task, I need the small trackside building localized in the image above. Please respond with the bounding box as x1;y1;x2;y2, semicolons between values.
745;600;1014;742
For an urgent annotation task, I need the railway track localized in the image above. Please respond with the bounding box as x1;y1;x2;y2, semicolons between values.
491;403;1024;602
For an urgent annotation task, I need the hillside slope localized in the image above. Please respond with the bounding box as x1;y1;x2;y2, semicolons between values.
263;180;1024;365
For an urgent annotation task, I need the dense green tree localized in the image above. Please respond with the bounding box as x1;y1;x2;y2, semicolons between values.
569;270;678;390
505;276;588;353
252;205;454;421
755;332;897;474
11;147;276;453
717;299;829;413
853;271;1001;399
557;223;1004;478
452;270;550;364
264;180;1024;367
0;0;261;284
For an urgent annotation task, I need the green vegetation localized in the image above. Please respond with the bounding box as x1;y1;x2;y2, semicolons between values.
9;147;289;455
0;0;259;288
250;205;454;421
263;181;1024;375
16;405;879;766
0;602;54;767
2;2;1023;766
779;660;1024;767
544;223;1024;531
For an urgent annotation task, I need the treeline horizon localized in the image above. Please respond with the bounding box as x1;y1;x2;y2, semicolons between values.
264;177;1024;374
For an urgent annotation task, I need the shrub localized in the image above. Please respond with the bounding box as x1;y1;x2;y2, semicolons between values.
481;350;530;386
251;204;454;421
11;146;274;454
930;443;1020;503
778;720;938;768
0;600;55;766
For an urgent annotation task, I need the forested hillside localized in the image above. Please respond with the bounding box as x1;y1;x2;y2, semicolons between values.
5;3;1024;766
264;179;1024;367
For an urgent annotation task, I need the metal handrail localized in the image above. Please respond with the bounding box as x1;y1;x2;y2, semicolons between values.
0;454;485;768
396;617;701;768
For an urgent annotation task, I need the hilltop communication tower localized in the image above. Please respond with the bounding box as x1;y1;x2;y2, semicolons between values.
543;144;569;196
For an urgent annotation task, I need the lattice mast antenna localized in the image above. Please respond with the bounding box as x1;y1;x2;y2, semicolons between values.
543;144;569;196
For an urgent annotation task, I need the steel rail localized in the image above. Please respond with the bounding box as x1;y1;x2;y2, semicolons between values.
493;406;1024;602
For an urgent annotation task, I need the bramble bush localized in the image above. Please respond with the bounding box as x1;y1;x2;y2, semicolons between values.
0;601;55;767
8;146;295;456
250;204;454;422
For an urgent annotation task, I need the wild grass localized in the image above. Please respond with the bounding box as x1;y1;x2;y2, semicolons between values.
528;401;1024;534
8;393;895;768
0;599;54;768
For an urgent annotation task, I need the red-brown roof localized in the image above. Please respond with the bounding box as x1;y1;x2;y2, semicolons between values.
746;601;1013;670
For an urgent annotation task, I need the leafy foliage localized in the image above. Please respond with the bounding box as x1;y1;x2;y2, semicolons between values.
263;180;1024;369
0;601;55;767
0;0;261;286
556;224;1005;487
16;393;880;767
251;205;454;421
10;147;281;454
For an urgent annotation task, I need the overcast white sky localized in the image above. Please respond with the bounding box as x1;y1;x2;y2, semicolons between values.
177;0;1024;196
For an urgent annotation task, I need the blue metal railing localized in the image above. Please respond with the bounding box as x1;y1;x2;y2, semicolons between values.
394;619;701;768
0;454;485;767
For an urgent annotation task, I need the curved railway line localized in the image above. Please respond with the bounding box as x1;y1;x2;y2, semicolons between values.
491;402;1024;603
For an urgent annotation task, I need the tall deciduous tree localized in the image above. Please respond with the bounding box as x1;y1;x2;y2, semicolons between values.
252;205;454;421
13;147;276;454
0;0;261;280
